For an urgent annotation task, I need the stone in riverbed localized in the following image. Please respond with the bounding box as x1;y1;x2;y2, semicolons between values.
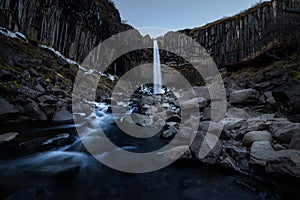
52;109;73;122
229;89;260;104
0;132;18;143
275;123;300;143
243;131;273;147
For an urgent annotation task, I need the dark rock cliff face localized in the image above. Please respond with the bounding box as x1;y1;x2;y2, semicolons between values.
0;0;132;62
180;0;300;68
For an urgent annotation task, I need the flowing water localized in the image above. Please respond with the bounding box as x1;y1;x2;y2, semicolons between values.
0;103;282;199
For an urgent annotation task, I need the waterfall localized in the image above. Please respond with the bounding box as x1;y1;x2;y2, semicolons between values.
153;40;163;94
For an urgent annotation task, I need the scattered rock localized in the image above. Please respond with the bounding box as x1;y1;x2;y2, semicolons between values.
243;131;273;147
229;89;260;104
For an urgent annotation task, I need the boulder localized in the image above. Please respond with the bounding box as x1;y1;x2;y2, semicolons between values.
266;154;300;178
251;141;300;178
190;132;222;165
289;133;300;150
243;131;273;147
275;123;300;143
229;89;260;104
52;109;73;122
250;141;276;166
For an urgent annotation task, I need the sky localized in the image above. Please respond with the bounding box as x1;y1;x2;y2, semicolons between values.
114;0;267;37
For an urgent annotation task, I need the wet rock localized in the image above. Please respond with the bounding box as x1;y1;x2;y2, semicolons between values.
52;109;73;122
229;89;260;104
0;132;18;143
243;131;273;147
190;132;222;165
198;121;229;139
289;133;300;150
275;123;300;143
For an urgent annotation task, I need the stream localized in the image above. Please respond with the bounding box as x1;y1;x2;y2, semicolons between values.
0;103;281;200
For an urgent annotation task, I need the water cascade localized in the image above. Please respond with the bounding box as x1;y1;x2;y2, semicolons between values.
153;40;163;94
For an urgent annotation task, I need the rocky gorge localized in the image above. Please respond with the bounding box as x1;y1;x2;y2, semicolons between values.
0;0;300;199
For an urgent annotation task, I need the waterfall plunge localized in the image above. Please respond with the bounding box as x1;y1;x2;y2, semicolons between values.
153;40;163;94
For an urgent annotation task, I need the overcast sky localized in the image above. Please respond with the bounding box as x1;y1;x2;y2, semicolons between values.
114;0;267;33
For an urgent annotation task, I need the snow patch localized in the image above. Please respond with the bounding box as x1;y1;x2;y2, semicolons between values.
0;28;28;43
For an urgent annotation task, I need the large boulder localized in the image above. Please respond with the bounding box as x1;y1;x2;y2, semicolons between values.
243;131;273;147
275;123;300;143
229;89;260;104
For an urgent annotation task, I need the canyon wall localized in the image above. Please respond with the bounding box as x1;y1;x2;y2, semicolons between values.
0;0;132;62
180;0;300;67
